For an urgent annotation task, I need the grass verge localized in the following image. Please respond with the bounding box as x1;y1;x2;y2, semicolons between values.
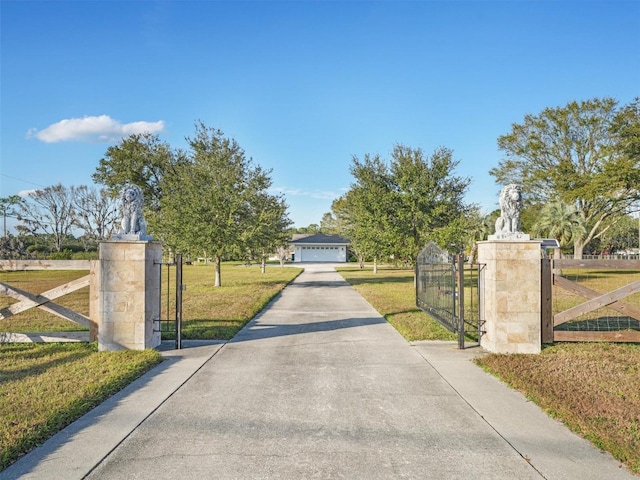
0;343;161;471
337;265;456;341
476;343;640;475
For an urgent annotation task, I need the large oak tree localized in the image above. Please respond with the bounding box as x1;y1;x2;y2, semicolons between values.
491;97;640;258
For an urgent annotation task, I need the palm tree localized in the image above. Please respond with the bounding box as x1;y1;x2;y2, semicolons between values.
532;201;586;254
466;211;494;264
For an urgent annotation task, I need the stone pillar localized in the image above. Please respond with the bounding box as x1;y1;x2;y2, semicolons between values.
477;239;542;354
89;260;100;342
96;241;162;351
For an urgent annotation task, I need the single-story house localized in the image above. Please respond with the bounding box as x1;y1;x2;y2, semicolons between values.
290;233;350;263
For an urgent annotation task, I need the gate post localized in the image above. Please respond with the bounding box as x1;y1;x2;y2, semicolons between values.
456;254;465;350
89;260;100;342
175;254;183;350
95;240;162;351
477;239;543;354
540;258;554;344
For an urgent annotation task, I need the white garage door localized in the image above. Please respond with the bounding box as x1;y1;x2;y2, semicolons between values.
300;246;341;262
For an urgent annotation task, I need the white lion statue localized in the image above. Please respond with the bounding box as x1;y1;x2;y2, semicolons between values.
495;184;522;235
118;184;147;236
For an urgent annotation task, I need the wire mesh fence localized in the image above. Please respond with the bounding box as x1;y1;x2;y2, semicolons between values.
548;259;640;342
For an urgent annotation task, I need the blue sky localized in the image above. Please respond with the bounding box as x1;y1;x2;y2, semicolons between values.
1;0;639;230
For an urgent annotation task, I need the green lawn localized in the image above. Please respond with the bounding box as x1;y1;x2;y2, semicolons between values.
476;343;640;474
552;268;640;331
0;270;91;332
0;343;161;471
337;265;456;341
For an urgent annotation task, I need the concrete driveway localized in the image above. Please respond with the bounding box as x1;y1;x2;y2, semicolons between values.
3;264;634;479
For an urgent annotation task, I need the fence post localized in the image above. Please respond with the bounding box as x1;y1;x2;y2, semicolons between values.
457;254;465;349
175;254;183;350
89;260;100;342
541;258;553;344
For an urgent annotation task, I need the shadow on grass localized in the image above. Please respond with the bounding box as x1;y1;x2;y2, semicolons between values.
1;352;165;474
162;319;248;341
288;280;351;288
385;308;423;316
0;344;94;384
342;275;412;286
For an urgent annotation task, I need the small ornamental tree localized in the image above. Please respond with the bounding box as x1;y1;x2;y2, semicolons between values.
159;123;288;286
338;145;472;270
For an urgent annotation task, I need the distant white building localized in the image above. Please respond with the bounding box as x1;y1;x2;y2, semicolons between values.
290;233;350;263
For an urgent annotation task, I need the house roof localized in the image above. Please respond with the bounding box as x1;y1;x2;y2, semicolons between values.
290;233;350;245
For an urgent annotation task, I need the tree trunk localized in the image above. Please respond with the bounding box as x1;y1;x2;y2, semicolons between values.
373;257;378;274
214;256;222;287
573;241;585;260
469;242;478;265
261;256;266;274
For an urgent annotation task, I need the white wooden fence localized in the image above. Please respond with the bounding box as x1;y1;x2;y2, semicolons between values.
0;260;97;341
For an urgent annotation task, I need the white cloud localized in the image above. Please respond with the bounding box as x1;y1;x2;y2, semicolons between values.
26;115;165;143
18;189;37;197
272;186;344;201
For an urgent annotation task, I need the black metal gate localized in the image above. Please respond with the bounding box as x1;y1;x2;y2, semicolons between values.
157;253;184;349
415;242;485;349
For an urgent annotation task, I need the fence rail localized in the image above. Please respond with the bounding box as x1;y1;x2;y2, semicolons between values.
0;260;94;336
0;260;91;271
542;258;640;343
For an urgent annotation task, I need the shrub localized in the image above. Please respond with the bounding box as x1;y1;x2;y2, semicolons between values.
49;249;73;260
71;251;99;260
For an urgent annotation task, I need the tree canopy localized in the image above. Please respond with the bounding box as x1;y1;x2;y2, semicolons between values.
332;144;472;268
92;132;186;213
92;123;292;285
344;153;397;269
72;185;119;243
491;97;640;258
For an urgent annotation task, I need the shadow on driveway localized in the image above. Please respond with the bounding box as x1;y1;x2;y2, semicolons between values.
231;316;387;342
